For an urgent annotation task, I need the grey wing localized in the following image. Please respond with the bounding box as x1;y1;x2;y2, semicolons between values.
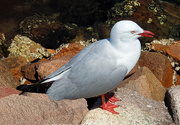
47;50;128;101
42;41;96;83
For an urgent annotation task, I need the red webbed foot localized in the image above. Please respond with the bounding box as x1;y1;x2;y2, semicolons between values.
100;94;119;114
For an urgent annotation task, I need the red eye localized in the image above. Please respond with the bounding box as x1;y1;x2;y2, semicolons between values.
131;31;135;34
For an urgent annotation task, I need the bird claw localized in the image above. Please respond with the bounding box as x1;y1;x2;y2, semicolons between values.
100;102;119;114
100;94;120;114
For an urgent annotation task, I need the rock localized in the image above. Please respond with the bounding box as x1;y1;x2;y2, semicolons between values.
175;73;180;86
1;56;27;81
21;56;72;81
0;60;20;88
0;94;88;125
52;43;85;59
21;62;38;82
139;51;174;88
81;88;173;125
0;85;21;98
37;56;73;80
118;67;166;101
151;43;180;63
8;35;51;62
107;0;180;41
165;85;180;124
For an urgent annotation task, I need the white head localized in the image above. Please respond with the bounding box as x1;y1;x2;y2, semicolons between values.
110;20;154;42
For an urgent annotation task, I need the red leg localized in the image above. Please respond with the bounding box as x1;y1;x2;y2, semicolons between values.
100;94;119;114
105;94;120;103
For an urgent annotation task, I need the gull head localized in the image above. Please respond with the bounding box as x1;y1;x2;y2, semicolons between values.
110;20;154;42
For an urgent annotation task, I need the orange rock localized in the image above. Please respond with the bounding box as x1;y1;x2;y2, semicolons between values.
118;67;166;101
46;49;55;54
139;52;174;88
175;74;180;86
53;43;85;59
151;43;168;54
166;44;180;63
1;57;27;81
151;43;180;63
0;60;20;88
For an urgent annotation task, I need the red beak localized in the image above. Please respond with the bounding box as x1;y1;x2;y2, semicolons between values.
138;30;154;37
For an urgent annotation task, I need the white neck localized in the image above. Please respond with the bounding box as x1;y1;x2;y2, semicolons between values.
110;37;141;74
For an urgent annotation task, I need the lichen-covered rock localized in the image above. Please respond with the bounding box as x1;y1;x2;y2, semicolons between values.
8;35;51;62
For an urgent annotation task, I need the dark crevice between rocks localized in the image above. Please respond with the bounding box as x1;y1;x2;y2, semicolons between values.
164;91;174;122
85;97;99;110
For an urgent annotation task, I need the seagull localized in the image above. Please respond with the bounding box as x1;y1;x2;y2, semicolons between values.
17;20;154;114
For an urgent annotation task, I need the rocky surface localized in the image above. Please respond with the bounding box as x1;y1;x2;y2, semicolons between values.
1;56;27;81
81;88;173;125
139;51;174;88
118;67;166;101
0;93;88;125
165;85;180;125
0;0;179;124
8;35;51;62
0;60;20;88
0;85;20;98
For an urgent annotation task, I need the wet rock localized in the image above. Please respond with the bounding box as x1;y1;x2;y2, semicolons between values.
118;67;166;101
165;85;180;124
0;60;20;88
139;51;174;88
1;56;27;81
0;94;88;125
0;85;20;98
81;88;172;125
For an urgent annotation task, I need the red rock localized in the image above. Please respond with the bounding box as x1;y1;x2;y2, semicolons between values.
0;60;20;88
46;49;55;54
37;56;73;80
21;56;73;81
21;62;38;81
138;51;174;88
175;74;180;86
118;67;166;101
0;94;88;124
0;85;21;98
52;43;85;59
1;56;27;81
166;44;180;63
151;43;168;54
151;43;180;63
